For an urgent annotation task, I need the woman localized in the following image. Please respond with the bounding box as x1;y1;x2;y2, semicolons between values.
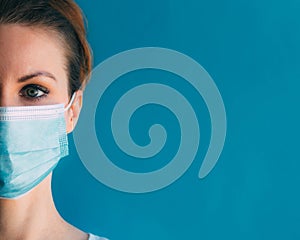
0;0;108;239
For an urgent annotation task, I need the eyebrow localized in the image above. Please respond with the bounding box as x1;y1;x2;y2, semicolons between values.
17;71;57;83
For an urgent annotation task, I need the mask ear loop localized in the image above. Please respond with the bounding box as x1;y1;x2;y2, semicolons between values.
64;91;77;112
64;92;77;131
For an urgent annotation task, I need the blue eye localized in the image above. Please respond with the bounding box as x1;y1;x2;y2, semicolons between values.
20;84;49;101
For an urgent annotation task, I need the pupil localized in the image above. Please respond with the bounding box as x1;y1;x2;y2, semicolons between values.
27;88;38;97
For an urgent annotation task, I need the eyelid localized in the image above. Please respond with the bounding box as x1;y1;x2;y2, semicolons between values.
21;84;49;93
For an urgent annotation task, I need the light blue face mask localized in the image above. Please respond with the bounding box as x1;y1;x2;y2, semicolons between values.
0;93;76;199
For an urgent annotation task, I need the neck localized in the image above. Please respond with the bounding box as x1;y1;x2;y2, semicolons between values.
0;173;64;240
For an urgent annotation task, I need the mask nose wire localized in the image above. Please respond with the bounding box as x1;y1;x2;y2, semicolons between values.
64;91;77;112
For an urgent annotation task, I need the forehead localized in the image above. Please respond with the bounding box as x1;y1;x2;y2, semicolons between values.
0;24;67;82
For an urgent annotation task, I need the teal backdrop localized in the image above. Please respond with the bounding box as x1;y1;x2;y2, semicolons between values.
52;1;300;239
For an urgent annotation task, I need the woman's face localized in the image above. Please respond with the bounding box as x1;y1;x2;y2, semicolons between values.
0;24;82;133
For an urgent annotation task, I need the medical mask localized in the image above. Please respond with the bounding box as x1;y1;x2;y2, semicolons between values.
0;93;76;199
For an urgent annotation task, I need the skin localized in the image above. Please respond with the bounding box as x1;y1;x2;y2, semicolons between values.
0;24;88;240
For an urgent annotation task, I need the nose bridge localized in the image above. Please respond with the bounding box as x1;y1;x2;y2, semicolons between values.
0;84;3;107
0;81;15;107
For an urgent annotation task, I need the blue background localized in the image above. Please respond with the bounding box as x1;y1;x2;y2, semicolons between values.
52;0;300;239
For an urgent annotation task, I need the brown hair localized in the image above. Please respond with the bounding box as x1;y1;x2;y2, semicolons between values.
0;0;92;96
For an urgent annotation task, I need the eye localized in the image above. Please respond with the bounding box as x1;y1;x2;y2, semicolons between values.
20;84;49;101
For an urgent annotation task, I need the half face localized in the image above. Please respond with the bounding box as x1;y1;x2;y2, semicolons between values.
0;24;82;133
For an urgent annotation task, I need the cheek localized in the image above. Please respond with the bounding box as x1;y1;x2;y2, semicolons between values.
50;71;70;104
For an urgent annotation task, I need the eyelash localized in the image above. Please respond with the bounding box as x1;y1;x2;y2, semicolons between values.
19;84;50;102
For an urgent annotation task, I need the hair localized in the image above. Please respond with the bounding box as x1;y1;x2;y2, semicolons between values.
0;0;92;96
